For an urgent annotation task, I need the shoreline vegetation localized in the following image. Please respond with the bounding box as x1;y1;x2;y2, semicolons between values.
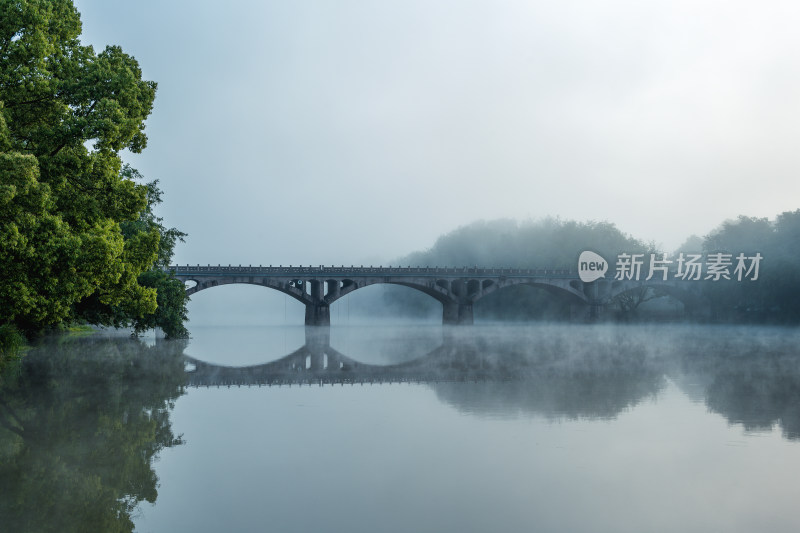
0;0;190;367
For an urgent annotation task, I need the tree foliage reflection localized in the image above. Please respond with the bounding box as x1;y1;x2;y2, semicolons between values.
0;335;186;532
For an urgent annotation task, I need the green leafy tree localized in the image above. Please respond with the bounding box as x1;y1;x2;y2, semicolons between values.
74;166;190;338
122;168;189;338
0;0;187;337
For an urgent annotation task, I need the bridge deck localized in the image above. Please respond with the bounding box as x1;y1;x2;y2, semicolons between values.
168;265;578;279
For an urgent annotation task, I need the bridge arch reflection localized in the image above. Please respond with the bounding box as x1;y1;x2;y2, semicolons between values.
183;327;670;420
183;328;505;387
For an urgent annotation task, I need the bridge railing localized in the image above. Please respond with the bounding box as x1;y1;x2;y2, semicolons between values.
166;264;578;278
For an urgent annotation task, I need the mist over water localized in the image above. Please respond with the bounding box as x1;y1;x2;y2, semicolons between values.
3;322;800;533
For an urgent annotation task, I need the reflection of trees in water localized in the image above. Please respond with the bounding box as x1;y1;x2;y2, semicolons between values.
411;326;800;430
669;326;800;440
0;335;187;533
430;328;667;420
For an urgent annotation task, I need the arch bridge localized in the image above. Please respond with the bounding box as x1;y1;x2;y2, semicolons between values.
169;264;703;326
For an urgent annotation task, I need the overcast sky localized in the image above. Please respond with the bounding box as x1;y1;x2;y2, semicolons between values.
75;0;800;267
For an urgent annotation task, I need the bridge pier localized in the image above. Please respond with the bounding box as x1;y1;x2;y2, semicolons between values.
443;302;474;325
305;303;330;326
303;279;331;326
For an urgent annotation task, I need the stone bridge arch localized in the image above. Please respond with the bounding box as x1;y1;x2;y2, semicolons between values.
184;275;311;303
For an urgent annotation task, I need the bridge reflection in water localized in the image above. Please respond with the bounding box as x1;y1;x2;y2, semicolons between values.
183;325;800;430
183;327;669;420
184;328;521;387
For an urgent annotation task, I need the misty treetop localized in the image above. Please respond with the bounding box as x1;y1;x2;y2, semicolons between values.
0;0;188;338
401;218;652;269
700;210;800;322
375;218;652;321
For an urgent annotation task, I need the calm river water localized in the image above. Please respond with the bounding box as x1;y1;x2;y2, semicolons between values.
2;323;800;532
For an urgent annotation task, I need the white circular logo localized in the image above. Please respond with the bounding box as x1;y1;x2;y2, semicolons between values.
578;251;608;283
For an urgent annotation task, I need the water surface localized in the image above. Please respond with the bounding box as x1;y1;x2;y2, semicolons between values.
2;324;800;532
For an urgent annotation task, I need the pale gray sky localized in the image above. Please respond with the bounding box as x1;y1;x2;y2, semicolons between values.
75;0;800;266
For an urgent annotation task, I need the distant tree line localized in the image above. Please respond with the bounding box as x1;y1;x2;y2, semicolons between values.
368;218;652;320
0;0;188;360
696;211;800;323
376;213;800;323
